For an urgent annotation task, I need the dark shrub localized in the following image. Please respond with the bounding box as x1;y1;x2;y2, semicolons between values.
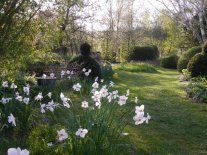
68;56;101;79
80;42;91;56
129;45;159;61
160;54;179;69
177;46;202;72
187;53;207;77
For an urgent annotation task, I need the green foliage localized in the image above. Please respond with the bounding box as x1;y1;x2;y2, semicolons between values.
177;46;202;72
186;78;207;103
25;50;63;76
116;63;157;73
203;41;207;54
181;69;191;81
28;124;59;155
101;62;114;79
160;54;179;69
129;45;159;61
68;56;101;79
187;53;207;77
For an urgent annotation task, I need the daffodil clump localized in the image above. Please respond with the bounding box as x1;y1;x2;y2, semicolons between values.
0;68;151;155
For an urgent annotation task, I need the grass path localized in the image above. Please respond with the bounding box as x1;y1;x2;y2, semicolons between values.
113;67;207;155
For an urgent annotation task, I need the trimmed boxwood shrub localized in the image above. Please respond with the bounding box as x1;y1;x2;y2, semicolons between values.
187;42;207;77
187;53;207;77
160;54;179;69
129;45;159;61
177;46;202;72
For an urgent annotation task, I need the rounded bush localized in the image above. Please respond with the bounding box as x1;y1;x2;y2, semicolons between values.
68;56;101;79
129;45;159;61
160;54;179;69
187;53;207;77
177;46;202;72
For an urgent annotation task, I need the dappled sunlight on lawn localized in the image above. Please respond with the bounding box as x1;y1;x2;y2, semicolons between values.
112;65;207;154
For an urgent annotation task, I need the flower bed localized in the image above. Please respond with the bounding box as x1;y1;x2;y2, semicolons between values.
0;69;151;154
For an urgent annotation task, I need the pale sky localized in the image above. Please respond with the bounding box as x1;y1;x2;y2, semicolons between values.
83;0;165;31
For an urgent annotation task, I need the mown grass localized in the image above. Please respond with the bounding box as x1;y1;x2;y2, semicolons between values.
115;63;158;73
112;65;207;155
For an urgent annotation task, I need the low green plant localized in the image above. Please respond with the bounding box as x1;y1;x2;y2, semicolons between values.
177;46;202;72
101;61;114;79
186;78;207;103
160;54;179;69
116;63;157;73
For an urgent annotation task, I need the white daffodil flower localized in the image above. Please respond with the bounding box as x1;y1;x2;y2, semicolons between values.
23;97;30;105
135;105;144;115
135;97;138;104
2;81;8;88
10;83;17;89
57;129;68;141
92;82;99;89
73;83;81;91
109;81;114;87
23;85;30;96
118;95;128;106
126;89;130;96
92;91;102;103
42;74;47;79
60;93;70;108
7;147;29;155
47;92;52;98
41;104;46;113
75;128;88;138
16;95;23;102
8;113;16;126
100;86;108;98
35;92;43;101
50;73;55;78
81;101;89;108
82;68;86;72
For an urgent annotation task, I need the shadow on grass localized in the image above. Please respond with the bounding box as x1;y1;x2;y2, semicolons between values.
112;67;207;154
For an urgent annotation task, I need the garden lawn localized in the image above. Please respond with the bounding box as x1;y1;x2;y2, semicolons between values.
113;66;207;155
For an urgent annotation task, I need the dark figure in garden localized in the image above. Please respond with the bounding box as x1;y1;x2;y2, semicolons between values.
68;42;101;79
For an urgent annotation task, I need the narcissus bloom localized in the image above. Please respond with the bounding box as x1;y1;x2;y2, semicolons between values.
57;129;68;141
7;147;29;155
35;92;43;101
10;83;17;89
23;97;30;105
60;93;70;108
2;81;8;88
75;128;88;138
81;101;89;108
118;95;128;106
23;85;30;95
8;113;16;126
73;83;81;91
92;82;99;89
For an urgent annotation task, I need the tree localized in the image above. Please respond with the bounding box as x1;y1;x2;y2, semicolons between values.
155;0;207;44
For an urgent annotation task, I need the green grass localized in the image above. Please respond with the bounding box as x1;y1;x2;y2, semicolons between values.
112;65;207;155
115;63;158;73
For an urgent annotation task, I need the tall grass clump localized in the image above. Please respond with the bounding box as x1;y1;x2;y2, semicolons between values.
116;63;157;73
